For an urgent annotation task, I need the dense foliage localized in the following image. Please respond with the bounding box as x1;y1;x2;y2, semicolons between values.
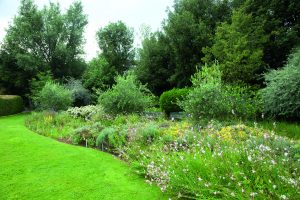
33;81;73;111
205;7;267;85
180;64;260;122
159;88;189;116
0;0;87;96
261;47;300;120
65;79;91;107
96;21;135;75
98;74;153;115
83;55;113;91
135;33;173;96
0;95;24;116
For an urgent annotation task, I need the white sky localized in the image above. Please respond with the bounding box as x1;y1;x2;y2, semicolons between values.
0;0;174;60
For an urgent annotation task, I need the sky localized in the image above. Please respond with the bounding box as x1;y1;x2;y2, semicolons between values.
0;0;174;60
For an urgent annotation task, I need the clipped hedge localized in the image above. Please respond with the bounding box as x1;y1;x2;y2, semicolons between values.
159;88;189;116
0;95;24;116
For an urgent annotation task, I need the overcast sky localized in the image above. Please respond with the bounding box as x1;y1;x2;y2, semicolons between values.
0;0;174;60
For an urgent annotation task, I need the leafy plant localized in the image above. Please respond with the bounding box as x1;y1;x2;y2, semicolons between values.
33;81;73;111
180;63;260;122
261;47;300;120
137;124;161;144
65;78;91;107
159;88;189;116
96;127;126;152
98;73;153;115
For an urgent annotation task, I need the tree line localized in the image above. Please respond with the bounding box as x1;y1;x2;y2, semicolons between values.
0;0;299;99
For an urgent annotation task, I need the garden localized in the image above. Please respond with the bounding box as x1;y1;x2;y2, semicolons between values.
1;0;300;199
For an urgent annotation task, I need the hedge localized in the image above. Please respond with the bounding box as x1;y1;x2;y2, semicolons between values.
0;95;24;116
159;88;190;116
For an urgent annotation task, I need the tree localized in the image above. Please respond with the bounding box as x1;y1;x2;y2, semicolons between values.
96;21;135;74
83;55;115;90
135;32;174;96
243;0;300;70
0;0;87;96
163;0;233;87
206;8;267;84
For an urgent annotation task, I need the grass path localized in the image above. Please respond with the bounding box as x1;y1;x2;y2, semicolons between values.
0;114;166;200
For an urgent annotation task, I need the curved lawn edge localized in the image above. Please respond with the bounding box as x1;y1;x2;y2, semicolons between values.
0;114;167;200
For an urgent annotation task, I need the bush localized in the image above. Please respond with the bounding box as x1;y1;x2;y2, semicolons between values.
28;71;53;106
96;127;126;152
33;81;73;111
0;95;24;116
159;88;189;116
65;79;91;107
180;64;260;122
261;47;300;120
98;74;153;115
71;123;103;147
137;124;161;144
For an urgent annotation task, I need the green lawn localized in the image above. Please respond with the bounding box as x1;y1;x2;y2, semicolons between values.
0;114;167;200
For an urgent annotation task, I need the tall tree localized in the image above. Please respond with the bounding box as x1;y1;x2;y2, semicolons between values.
96;21;135;74
0;0;87;95
135;32;174;95
243;0;300;69
207;8;267;85
163;0;233;87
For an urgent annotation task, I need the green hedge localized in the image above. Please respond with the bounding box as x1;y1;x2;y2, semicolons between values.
0;95;24;116
159;88;189;116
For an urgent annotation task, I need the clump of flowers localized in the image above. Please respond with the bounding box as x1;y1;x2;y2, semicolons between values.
66;105;104;120
125;124;300;199
214;124;266;143
163;121;191;138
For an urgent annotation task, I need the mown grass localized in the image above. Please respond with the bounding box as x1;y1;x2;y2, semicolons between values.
0;114;167;200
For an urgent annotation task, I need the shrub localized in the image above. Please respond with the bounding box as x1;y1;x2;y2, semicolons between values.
159;88;189;116
98;74;153;115
71;123;103;147
96;127;127;152
137;124;161;144
28;71;53;106
83;55;116;91
261;47;300;120
0;95;24;116
65;79;91;107
33;81;73;111
180;64;260;122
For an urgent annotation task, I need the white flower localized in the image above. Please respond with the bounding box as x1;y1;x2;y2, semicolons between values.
250;192;257;197
248;155;252;161
280;195;288;200
198;177;203;181
273;185;277;189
